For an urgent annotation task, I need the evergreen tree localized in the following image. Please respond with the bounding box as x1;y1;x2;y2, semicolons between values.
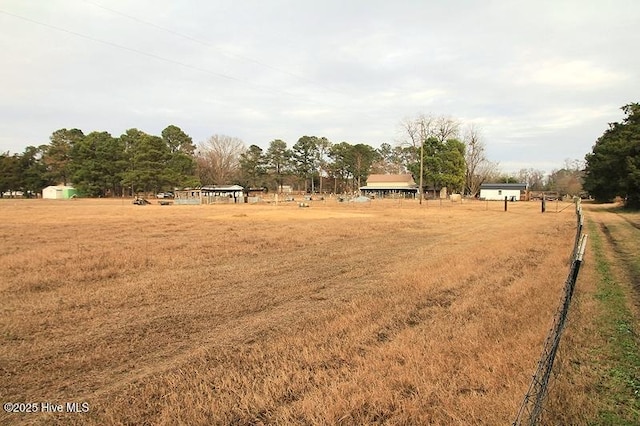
0;152;21;196
71;132;125;197
239;145;267;189
292;136;320;192
408;137;466;196
328;142;353;193
120;129;170;194
44;128;85;185
16;146;49;196
162;125;199;188
584;103;640;208
265;139;291;192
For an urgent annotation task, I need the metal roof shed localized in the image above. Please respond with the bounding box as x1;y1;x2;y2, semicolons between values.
479;183;527;201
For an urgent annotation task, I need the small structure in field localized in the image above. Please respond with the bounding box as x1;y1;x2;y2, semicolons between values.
246;187;266;203
529;191;559;201
174;185;245;205
42;185;77;199
359;174;418;198
278;185;293;194
201;185;244;204
349;196;371;203
480;183;527;201
2;191;25;198
174;189;201;205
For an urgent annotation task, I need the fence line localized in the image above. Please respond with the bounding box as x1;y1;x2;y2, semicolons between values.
513;199;588;425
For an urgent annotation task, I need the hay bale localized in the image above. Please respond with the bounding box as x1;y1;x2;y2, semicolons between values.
450;193;462;202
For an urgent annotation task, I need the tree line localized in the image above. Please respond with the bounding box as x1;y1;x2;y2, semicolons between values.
0;114;588;198
0;126;198;197
584;103;640;208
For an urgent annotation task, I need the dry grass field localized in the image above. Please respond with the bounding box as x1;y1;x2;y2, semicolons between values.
546;204;640;425
0;197;580;425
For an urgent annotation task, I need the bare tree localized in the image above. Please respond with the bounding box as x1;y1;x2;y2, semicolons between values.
398;116;421;156
196;135;245;185
399;115;430;201
517;168;546;191
463;124;498;197
547;159;585;196
399;114;461;201
432;115;461;143
399;114;460;149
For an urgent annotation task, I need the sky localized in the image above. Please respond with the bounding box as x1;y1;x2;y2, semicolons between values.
1;0;638;174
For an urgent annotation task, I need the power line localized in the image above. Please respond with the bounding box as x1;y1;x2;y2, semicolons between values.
0;5;397;146
0;8;304;98
82;0;341;95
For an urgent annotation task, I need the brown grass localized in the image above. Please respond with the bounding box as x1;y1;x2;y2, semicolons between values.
545;204;640;424
0;198;577;425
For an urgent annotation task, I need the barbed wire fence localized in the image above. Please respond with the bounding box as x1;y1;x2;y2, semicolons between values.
513;199;588;425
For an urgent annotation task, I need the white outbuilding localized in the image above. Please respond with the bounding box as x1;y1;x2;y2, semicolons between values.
479;183;527;201
42;185;77;199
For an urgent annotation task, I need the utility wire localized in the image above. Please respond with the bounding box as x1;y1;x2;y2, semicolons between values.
82;0;341;95
0;8;308;99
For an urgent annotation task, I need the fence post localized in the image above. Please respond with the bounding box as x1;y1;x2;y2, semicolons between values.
504;196;508;211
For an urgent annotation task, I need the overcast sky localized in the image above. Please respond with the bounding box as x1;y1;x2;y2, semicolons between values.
1;0;638;173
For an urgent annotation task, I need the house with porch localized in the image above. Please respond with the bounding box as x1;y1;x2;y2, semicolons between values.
359;174;418;199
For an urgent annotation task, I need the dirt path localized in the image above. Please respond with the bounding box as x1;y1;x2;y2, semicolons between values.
587;205;640;306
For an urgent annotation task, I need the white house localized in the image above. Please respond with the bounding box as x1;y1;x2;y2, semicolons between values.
479;183;527;201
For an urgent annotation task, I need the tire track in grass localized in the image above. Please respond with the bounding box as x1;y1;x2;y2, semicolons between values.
35;228;441;407
587;212;640;424
68;222;483;410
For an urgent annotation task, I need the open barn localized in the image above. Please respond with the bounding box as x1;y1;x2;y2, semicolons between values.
175;185;245;205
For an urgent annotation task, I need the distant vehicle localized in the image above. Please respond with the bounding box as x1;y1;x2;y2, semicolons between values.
156;192;174;199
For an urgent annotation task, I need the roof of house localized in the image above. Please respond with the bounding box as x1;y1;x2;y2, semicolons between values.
480;183;527;190
365;174;416;184
43;185;75;190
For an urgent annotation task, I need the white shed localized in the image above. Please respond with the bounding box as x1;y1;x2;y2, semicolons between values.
42;185;77;199
480;183;527;201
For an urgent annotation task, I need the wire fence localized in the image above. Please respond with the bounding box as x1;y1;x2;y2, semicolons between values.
513;199;588;425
